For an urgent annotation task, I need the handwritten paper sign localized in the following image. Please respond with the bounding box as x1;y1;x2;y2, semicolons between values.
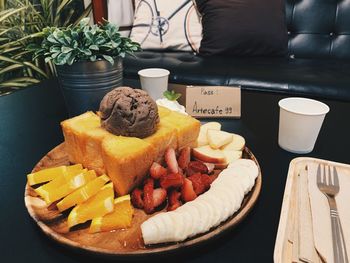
184;86;241;118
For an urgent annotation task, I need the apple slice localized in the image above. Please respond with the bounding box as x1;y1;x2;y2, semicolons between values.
222;150;242;164
207;129;233;149
193;158;228;170
221;133;245;151
192;145;226;164
197;122;221;147
195;150;242;170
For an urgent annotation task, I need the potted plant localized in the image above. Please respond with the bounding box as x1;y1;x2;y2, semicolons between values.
30;18;141;116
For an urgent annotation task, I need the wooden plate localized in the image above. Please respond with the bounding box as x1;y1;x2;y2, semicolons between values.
25;143;262;258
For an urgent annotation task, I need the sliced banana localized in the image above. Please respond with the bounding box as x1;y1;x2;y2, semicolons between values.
175;205;195;238
140;217;159;245
194;198;216;233
228;159;259;181
169;211;187;241
197;193;222;227
209;186;235;223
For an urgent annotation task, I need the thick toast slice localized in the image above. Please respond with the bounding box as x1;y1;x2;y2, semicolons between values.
161;111;200;149
101;136;156;195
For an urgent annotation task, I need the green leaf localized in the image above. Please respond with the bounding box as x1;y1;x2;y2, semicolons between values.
0;6;27;23
102;55;114;65
61;46;73;53
163;90;181;101
89;45;99;50
55;52;71;65
79;17;90;28
47;34;58;44
0;64;24;75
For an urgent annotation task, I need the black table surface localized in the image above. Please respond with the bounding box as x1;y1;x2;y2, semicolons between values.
1;79;350;263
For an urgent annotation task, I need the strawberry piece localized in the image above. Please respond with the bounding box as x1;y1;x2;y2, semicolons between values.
160;173;184;189
165;148;179;174
150;162;167;179
131;188;144;209
167;190;181;211
186;161;208;176
181;178;197;202
143;178;154;214
153;188;167;208
188;173;211;195
200;173;212;189
188;173;205;195
178;146;191;169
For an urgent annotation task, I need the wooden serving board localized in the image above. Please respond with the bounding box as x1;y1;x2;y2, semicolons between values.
273;157;350;263
25;143;262;258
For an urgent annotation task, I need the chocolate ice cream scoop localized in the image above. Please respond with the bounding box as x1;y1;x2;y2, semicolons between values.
99;87;159;138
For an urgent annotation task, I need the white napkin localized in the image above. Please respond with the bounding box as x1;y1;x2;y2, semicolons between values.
308;162;350;263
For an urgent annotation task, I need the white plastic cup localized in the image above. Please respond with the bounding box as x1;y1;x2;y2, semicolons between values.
278;97;330;154
138;68;170;100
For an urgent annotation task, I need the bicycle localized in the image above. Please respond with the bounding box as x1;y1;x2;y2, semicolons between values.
132;0;201;52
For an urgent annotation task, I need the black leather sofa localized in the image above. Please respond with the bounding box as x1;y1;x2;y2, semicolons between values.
124;0;350;101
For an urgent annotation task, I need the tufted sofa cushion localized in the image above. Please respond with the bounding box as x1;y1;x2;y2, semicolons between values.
123;0;350;101
124;51;350;101
286;0;350;59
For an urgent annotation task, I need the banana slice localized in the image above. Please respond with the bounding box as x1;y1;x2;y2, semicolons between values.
184;202;204;238
193;198;215;233
228;159;259;181
175;205;195;238
197;193;222;228
209;186;235;222
169;211;187;241
141;216;160;245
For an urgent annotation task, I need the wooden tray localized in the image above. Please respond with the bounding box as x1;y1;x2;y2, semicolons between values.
25;143;262;258
273;157;350;263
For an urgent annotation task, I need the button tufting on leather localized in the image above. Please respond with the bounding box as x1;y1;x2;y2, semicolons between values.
286;0;350;59
136;52;158;59
175;55;199;63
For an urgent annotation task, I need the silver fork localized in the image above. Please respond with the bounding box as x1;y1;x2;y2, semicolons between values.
317;164;349;263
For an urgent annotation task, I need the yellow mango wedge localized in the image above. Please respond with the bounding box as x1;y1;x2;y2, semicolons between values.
57;174;110;212
27;164;83;186
89;194;133;233
67;183;114;228
37;170;96;204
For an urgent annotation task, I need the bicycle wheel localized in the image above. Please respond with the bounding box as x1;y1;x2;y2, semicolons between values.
132;0;154;45
184;4;202;53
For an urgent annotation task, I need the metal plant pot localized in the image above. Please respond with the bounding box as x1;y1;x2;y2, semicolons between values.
56;58;123;116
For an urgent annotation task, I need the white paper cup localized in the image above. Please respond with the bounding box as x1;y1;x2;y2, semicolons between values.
138;68;170;100
278;97;330;154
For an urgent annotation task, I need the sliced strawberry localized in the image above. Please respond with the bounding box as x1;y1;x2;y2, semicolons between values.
200;173;212;190
131;188;144;209
187;173;211;195
150;162;167;179
152;188;167;208
181;178;197;202
143;178;154;214
178;146;191;169
203;162;215;174
167;190;181;211
188;173;205;195
160;173;184;189
186;161;208;176
165;148;179;174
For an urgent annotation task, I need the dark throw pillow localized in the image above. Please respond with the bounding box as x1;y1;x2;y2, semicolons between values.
196;0;288;57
